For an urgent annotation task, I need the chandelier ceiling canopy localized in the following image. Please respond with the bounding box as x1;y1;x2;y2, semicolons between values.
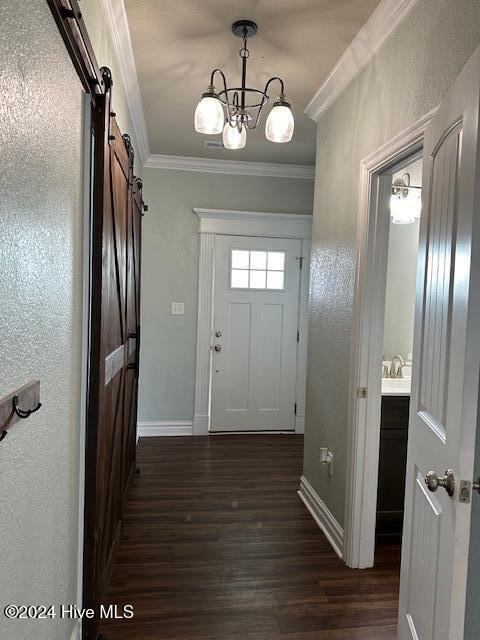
194;20;294;150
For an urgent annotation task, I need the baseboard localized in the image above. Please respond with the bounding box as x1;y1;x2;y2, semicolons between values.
137;421;193;437
210;430;296;435
69;621;81;640
298;475;344;558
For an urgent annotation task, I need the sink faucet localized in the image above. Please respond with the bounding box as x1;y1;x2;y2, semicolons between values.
390;354;405;378
396;362;410;378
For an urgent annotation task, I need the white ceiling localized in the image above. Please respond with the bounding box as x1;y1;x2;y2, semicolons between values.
125;0;381;165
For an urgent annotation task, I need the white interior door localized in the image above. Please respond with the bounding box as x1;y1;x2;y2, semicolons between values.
211;235;301;432
398;45;480;640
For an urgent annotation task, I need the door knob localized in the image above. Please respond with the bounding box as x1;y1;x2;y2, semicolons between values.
213;344;222;352
425;469;455;497
215;330;222;338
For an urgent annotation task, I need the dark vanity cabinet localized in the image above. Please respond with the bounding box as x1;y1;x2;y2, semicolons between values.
376;395;410;538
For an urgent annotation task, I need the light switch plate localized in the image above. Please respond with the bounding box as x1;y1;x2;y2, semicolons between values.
171;302;184;315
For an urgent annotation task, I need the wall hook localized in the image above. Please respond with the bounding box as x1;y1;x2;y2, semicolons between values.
12;395;42;419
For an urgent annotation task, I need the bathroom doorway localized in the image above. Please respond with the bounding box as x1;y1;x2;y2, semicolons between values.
342;109;435;571
375;157;422;543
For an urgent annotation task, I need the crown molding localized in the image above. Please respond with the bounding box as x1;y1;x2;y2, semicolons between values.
102;0;150;164
144;154;315;179
192;208;312;237
305;0;419;122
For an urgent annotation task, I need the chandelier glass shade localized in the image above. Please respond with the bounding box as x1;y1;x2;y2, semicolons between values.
223;121;247;149
194;20;294;149
194;95;224;134
265;102;295;143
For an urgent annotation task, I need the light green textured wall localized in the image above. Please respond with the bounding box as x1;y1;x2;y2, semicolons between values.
0;2;84;639
305;0;480;535
138;168;314;422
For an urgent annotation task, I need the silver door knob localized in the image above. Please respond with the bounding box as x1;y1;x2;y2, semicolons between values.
215;330;222;338
213;344;222;352
425;469;455;497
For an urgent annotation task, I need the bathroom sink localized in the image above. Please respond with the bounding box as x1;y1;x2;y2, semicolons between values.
382;377;411;396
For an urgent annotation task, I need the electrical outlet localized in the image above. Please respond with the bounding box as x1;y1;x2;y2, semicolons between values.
319;447;334;476
171;302;184;315
319;447;328;462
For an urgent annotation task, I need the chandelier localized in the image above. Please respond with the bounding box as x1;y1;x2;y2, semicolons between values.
194;20;294;150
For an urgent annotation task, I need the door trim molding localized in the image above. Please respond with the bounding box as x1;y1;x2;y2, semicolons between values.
69;621;81;640
193;209;312;435
344;107;438;569
298;475;344;558
193;233;215;436
193;208;312;238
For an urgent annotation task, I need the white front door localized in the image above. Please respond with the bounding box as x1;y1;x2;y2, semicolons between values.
211;235;301;432
398;45;480;639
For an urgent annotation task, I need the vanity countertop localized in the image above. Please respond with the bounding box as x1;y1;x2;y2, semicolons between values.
382;377;411;396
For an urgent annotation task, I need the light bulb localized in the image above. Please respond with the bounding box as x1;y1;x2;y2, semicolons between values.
390;190;421;224
194;92;224;135
265;100;294;143
223;121;246;149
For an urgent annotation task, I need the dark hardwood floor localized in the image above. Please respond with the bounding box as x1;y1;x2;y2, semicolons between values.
99;435;400;639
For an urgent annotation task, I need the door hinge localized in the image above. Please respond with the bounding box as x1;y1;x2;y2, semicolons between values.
294;403;297;415
357;387;367;398
297;330;300;342
296;256;305;270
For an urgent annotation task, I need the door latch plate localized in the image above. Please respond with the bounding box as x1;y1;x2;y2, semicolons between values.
459;480;471;503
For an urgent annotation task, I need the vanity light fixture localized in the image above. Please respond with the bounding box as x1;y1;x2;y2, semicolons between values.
390;173;422;224
194;20;294;150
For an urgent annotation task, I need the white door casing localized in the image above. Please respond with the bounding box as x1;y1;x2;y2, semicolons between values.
211;235;301;432
344;108;437;570
398;45;480;640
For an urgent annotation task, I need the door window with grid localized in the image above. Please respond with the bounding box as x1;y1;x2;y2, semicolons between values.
230;249;285;290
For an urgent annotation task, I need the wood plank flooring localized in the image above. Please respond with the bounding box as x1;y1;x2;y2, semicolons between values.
99;435;400;639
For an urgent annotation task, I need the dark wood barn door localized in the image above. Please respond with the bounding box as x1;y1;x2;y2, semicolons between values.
83;77;143;640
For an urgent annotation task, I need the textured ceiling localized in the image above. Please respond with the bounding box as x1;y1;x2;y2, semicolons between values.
125;0;381;165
